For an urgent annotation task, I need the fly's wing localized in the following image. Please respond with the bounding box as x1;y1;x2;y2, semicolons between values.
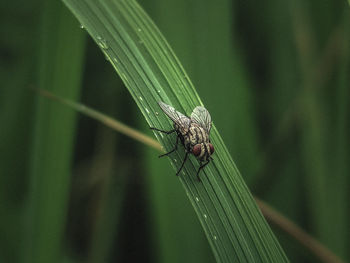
158;102;190;133
191;106;212;133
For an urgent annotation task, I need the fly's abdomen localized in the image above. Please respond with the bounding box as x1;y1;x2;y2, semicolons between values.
188;125;208;145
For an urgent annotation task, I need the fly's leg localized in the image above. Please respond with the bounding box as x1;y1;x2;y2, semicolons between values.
151;126;189;176
159;135;179;158
150;127;179;157
150;127;176;134
176;151;189;176
196;160;210;182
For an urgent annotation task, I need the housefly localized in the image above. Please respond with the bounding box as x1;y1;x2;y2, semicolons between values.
150;101;214;181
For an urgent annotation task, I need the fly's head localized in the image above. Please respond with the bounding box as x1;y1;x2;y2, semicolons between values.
192;142;214;161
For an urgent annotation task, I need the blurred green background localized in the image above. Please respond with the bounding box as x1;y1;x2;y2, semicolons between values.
1;0;349;262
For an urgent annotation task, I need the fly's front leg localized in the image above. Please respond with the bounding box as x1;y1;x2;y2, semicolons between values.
176;151;189;176
159;135;179;158
196;160;210;182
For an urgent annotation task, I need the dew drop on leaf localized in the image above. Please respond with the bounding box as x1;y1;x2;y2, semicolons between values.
97;36;109;50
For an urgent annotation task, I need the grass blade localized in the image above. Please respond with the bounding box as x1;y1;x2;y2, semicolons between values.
62;0;288;261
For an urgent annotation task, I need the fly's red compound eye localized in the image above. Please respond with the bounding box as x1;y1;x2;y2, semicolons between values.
192;144;202;156
209;143;215;155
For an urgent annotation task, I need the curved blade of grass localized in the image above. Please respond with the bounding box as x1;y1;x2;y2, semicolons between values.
62;0;288;261
145;1;258;261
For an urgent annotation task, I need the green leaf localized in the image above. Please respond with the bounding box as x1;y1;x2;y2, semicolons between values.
23;2;86;263
62;0;288;261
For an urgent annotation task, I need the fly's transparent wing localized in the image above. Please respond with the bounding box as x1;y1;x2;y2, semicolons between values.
191;106;212;133
158;102;191;133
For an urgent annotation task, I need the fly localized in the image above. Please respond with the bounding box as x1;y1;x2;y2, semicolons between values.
150;101;214;181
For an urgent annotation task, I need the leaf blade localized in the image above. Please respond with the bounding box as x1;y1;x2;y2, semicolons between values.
62;0;288;261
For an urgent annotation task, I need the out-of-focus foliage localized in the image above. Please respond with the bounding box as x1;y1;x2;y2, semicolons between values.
0;0;349;262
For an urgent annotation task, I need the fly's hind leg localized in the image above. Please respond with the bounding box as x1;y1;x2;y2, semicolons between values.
150;127;176;134
159;135;179;158
150;127;179;158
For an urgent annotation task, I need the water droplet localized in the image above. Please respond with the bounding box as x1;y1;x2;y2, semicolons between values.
155;111;159;116
137;28;142;32
139;96;143;101
195;197;200;202
213;235;217;240
79;24;84;29
97;36;109;49
145;108;150;114
157;90;161;93
204;214;207;219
